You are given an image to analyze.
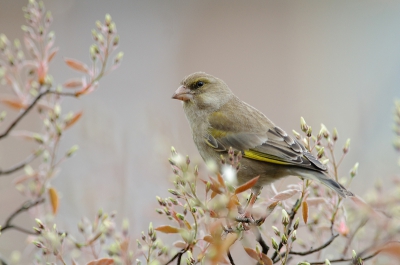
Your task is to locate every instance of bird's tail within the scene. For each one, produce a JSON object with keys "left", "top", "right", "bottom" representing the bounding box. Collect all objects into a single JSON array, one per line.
[{"left": 294, "top": 170, "right": 354, "bottom": 198}]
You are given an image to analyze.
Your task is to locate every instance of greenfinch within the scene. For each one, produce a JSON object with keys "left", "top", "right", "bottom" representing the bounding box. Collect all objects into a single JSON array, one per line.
[{"left": 172, "top": 72, "right": 353, "bottom": 198}]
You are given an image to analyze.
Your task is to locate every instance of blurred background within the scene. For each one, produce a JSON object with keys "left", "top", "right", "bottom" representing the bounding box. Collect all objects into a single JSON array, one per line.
[{"left": 0, "top": 0, "right": 399, "bottom": 262}]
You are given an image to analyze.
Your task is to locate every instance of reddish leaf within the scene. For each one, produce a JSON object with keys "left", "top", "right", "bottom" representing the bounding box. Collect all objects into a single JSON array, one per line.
[
  {"left": 155, "top": 225, "right": 179, "bottom": 234},
  {"left": 48, "top": 187, "right": 59, "bottom": 215},
  {"left": 270, "top": 189, "right": 300, "bottom": 201},
  {"left": 210, "top": 191, "right": 217, "bottom": 199},
  {"left": 208, "top": 176, "right": 223, "bottom": 194},
  {"left": 86, "top": 258, "right": 114, "bottom": 265},
  {"left": 217, "top": 173, "right": 225, "bottom": 187},
  {"left": 221, "top": 233, "right": 238, "bottom": 252},
  {"left": 47, "top": 48, "right": 59, "bottom": 63},
  {"left": 234, "top": 176, "right": 260, "bottom": 194},
  {"left": 184, "top": 220, "right": 192, "bottom": 230},
  {"left": 377, "top": 241, "right": 400, "bottom": 260},
  {"left": 244, "top": 247, "right": 259, "bottom": 261},
  {"left": 302, "top": 201, "right": 308, "bottom": 224},
  {"left": 64, "top": 58, "right": 89, "bottom": 73},
  {"left": 64, "top": 111, "right": 83, "bottom": 129},
  {"left": 203, "top": 235, "right": 214, "bottom": 244},
  {"left": 63, "top": 78, "right": 83, "bottom": 88},
  {"left": 0, "top": 98, "right": 27, "bottom": 110},
  {"left": 261, "top": 253, "right": 273, "bottom": 265}
]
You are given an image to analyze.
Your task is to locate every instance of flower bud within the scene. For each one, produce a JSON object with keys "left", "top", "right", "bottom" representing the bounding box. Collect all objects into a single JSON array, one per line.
[
  {"left": 281, "top": 209, "right": 289, "bottom": 226},
  {"left": 332, "top": 128, "right": 338, "bottom": 141},
  {"left": 325, "top": 259, "right": 331, "bottom": 265},
  {"left": 306, "top": 126, "right": 312, "bottom": 137},
  {"left": 281, "top": 234, "right": 288, "bottom": 245},
  {"left": 293, "top": 217, "right": 299, "bottom": 230},
  {"left": 292, "top": 130, "right": 301, "bottom": 140},
  {"left": 317, "top": 146, "right": 325, "bottom": 159},
  {"left": 271, "top": 237, "right": 279, "bottom": 249},
  {"left": 291, "top": 230, "right": 297, "bottom": 241},
  {"left": 300, "top": 117, "right": 308, "bottom": 132},
  {"left": 148, "top": 222, "right": 154, "bottom": 236},
  {"left": 350, "top": 162, "right": 359, "bottom": 178},
  {"left": 343, "top": 138, "right": 351, "bottom": 154},
  {"left": 272, "top": 226, "right": 280, "bottom": 236}
]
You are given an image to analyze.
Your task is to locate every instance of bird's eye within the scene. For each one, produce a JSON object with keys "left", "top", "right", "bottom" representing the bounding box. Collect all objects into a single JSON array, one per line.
[{"left": 196, "top": 81, "right": 204, "bottom": 88}]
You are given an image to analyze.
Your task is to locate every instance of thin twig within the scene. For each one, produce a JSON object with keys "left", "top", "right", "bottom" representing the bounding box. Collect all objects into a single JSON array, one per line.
[
  {"left": 308, "top": 250, "right": 380, "bottom": 264},
  {"left": 341, "top": 218, "right": 368, "bottom": 256},
  {"left": 0, "top": 88, "right": 50, "bottom": 140},
  {"left": 256, "top": 231, "right": 269, "bottom": 255},
  {"left": 289, "top": 234, "right": 338, "bottom": 256},
  {"left": 0, "top": 198, "right": 45, "bottom": 234},
  {"left": 227, "top": 250, "right": 235, "bottom": 265},
  {"left": 0, "top": 150, "right": 41, "bottom": 176}
]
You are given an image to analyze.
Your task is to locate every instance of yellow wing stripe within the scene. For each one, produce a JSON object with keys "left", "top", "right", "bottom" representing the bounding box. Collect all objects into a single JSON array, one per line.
[{"left": 244, "top": 150, "right": 291, "bottom": 165}]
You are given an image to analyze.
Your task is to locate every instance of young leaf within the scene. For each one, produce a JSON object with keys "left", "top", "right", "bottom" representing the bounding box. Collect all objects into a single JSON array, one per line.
[
  {"left": 155, "top": 225, "right": 180, "bottom": 234},
  {"left": 302, "top": 201, "right": 309, "bottom": 224},
  {"left": 86, "top": 258, "right": 114, "bottom": 265},
  {"left": 173, "top": 241, "right": 187, "bottom": 249},
  {"left": 234, "top": 176, "right": 260, "bottom": 194},
  {"left": 64, "top": 58, "right": 89, "bottom": 73},
  {"left": 270, "top": 189, "right": 300, "bottom": 201},
  {"left": 48, "top": 187, "right": 59, "bottom": 214},
  {"left": 0, "top": 98, "right": 27, "bottom": 110}
]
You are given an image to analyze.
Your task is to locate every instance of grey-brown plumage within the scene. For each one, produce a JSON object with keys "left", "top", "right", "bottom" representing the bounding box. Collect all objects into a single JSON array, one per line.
[{"left": 172, "top": 72, "right": 353, "bottom": 198}]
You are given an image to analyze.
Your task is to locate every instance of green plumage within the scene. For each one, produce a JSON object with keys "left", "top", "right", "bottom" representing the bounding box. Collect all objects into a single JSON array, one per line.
[{"left": 175, "top": 72, "right": 353, "bottom": 198}]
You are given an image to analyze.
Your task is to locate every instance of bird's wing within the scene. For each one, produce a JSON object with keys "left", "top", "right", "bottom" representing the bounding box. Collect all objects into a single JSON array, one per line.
[{"left": 205, "top": 110, "right": 327, "bottom": 172}]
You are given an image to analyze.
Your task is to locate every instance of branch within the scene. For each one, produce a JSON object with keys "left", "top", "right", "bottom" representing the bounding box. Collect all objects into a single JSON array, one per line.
[
  {"left": 271, "top": 199, "right": 300, "bottom": 261},
  {"left": 308, "top": 250, "right": 380, "bottom": 264},
  {"left": 227, "top": 250, "right": 235, "bottom": 265},
  {"left": 164, "top": 248, "right": 188, "bottom": 265},
  {"left": 0, "top": 150, "right": 41, "bottom": 176},
  {"left": 0, "top": 198, "right": 45, "bottom": 234},
  {"left": 0, "top": 88, "right": 77, "bottom": 140},
  {"left": 0, "top": 89, "right": 50, "bottom": 140},
  {"left": 289, "top": 234, "right": 338, "bottom": 256}
]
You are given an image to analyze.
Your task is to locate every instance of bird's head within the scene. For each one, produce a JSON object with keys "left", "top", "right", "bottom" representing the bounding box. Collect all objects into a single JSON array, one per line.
[{"left": 172, "top": 72, "right": 233, "bottom": 110}]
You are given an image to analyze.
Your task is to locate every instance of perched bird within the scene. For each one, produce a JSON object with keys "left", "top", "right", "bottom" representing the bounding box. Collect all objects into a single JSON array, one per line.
[{"left": 172, "top": 72, "right": 353, "bottom": 198}]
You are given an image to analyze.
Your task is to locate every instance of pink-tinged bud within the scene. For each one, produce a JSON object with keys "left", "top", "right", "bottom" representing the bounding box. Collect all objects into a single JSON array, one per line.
[{"left": 338, "top": 220, "right": 349, "bottom": 236}]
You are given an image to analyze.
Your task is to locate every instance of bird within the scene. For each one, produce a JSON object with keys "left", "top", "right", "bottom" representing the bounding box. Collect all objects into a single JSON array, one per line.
[{"left": 172, "top": 72, "right": 353, "bottom": 200}]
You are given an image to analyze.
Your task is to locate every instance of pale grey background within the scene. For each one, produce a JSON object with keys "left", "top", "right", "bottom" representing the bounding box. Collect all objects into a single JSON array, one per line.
[{"left": 0, "top": 0, "right": 399, "bottom": 263}]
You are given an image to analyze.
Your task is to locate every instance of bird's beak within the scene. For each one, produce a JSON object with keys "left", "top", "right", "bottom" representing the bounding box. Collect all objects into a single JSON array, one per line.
[{"left": 172, "top": 85, "right": 193, "bottom": 101}]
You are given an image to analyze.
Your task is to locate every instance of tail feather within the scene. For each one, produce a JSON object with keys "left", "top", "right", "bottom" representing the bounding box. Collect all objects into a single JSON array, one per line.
[{"left": 295, "top": 170, "right": 354, "bottom": 198}]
